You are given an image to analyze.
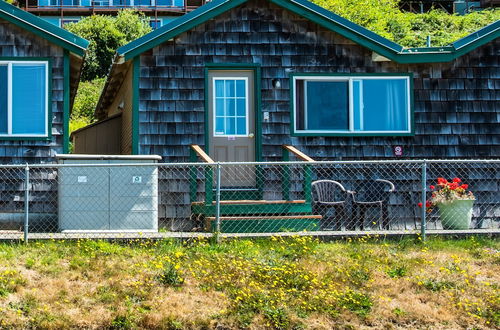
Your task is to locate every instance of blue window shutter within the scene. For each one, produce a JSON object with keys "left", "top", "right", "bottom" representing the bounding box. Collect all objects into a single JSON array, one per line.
[
  {"left": 0, "top": 66, "right": 7, "bottom": 134},
  {"left": 12, "top": 64, "right": 46, "bottom": 135}
]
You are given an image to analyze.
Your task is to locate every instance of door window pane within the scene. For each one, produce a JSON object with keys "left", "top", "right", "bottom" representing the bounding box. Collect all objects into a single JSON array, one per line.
[
  {"left": 225, "top": 99, "right": 235, "bottom": 116},
  {"left": 215, "top": 99, "right": 224, "bottom": 116},
  {"left": 225, "top": 80, "right": 235, "bottom": 97},
  {"left": 0, "top": 66, "right": 7, "bottom": 134},
  {"left": 305, "top": 81, "right": 348, "bottom": 130},
  {"left": 215, "top": 117, "right": 224, "bottom": 135},
  {"left": 12, "top": 64, "right": 46, "bottom": 135},
  {"left": 236, "top": 117, "right": 246, "bottom": 135},
  {"left": 225, "top": 118, "right": 235, "bottom": 135},
  {"left": 215, "top": 80, "right": 224, "bottom": 97},
  {"left": 213, "top": 78, "right": 247, "bottom": 136},
  {"left": 236, "top": 99, "right": 246, "bottom": 116},
  {"left": 236, "top": 80, "right": 245, "bottom": 97}
]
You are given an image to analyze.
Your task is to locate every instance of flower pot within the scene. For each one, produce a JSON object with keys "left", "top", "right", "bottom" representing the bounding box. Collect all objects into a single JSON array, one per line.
[{"left": 437, "top": 200, "right": 474, "bottom": 230}]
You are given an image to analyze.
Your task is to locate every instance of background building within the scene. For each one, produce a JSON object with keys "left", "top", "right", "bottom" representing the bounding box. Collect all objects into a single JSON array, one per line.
[{"left": 17, "top": 0, "right": 208, "bottom": 28}]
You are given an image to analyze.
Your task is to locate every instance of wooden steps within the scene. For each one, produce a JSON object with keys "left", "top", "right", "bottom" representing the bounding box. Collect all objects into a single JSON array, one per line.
[
  {"left": 205, "top": 215, "right": 321, "bottom": 233},
  {"left": 191, "top": 198, "right": 313, "bottom": 217},
  {"left": 192, "top": 199, "right": 320, "bottom": 233},
  {"left": 192, "top": 200, "right": 306, "bottom": 205},
  {"left": 206, "top": 215, "right": 322, "bottom": 221}
]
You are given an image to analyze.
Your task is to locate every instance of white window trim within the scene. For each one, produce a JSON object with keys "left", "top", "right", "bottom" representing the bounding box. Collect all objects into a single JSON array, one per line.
[
  {"left": 292, "top": 75, "right": 412, "bottom": 135},
  {"left": 0, "top": 61, "right": 49, "bottom": 138},
  {"left": 212, "top": 77, "right": 249, "bottom": 137}
]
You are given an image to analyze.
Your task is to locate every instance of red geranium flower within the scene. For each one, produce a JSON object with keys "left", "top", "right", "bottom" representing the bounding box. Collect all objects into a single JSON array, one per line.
[
  {"left": 461, "top": 184, "right": 468, "bottom": 190},
  {"left": 449, "top": 182, "right": 459, "bottom": 190},
  {"left": 425, "top": 201, "right": 431, "bottom": 208},
  {"left": 418, "top": 202, "right": 423, "bottom": 208},
  {"left": 429, "top": 185, "right": 435, "bottom": 190},
  {"left": 437, "top": 177, "right": 447, "bottom": 185},
  {"left": 452, "top": 177, "right": 461, "bottom": 183}
]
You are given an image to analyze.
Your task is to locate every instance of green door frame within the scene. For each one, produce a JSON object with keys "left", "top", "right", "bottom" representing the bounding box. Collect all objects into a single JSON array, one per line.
[{"left": 204, "top": 63, "right": 262, "bottom": 162}]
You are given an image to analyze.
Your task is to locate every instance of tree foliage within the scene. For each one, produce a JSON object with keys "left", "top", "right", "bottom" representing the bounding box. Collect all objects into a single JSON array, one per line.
[
  {"left": 65, "top": 10, "right": 151, "bottom": 81},
  {"left": 70, "top": 77, "right": 106, "bottom": 134},
  {"left": 312, "top": 0, "right": 500, "bottom": 47}
]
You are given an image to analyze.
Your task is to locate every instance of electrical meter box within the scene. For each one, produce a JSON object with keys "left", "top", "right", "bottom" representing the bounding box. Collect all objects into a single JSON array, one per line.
[{"left": 56, "top": 154, "right": 162, "bottom": 232}]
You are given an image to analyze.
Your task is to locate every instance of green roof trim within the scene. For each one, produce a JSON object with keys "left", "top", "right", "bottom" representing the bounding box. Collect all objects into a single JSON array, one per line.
[
  {"left": 0, "top": 1, "right": 89, "bottom": 56},
  {"left": 453, "top": 20, "right": 499, "bottom": 50},
  {"left": 116, "top": 0, "right": 499, "bottom": 64}
]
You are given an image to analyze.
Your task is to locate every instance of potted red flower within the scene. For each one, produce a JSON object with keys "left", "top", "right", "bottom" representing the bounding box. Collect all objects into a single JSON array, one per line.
[{"left": 419, "top": 177, "right": 475, "bottom": 230}]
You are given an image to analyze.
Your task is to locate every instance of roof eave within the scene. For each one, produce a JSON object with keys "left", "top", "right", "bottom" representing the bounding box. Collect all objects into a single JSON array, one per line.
[{"left": 0, "top": 1, "right": 89, "bottom": 56}]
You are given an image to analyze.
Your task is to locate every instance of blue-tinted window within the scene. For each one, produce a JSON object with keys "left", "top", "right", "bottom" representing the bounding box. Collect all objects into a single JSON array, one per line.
[
  {"left": 12, "top": 65, "right": 46, "bottom": 135},
  {"left": 149, "top": 20, "right": 162, "bottom": 29},
  {"left": 294, "top": 76, "right": 411, "bottom": 134},
  {"left": 306, "top": 81, "right": 348, "bottom": 130},
  {"left": 134, "top": 0, "right": 150, "bottom": 6},
  {"left": 0, "top": 62, "right": 48, "bottom": 137},
  {"left": 361, "top": 79, "right": 409, "bottom": 131},
  {"left": 0, "top": 66, "right": 7, "bottom": 134}
]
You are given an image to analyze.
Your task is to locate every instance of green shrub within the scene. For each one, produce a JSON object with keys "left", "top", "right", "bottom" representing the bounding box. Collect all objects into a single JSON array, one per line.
[{"left": 157, "top": 263, "right": 184, "bottom": 287}]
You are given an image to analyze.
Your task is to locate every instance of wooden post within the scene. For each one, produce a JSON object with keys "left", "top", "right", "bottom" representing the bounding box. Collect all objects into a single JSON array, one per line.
[
  {"left": 189, "top": 147, "right": 197, "bottom": 203},
  {"left": 282, "top": 147, "right": 291, "bottom": 201},
  {"left": 205, "top": 166, "right": 214, "bottom": 206},
  {"left": 304, "top": 164, "right": 312, "bottom": 204}
]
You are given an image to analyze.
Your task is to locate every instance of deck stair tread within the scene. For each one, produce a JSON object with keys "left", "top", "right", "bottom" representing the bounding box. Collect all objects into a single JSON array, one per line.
[
  {"left": 206, "top": 215, "right": 322, "bottom": 221},
  {"left": 192, "top": 199, "right": 306, "bottom": 206}
]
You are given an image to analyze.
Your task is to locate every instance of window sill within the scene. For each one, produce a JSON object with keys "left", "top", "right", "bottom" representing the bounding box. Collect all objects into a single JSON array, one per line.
[
  {"left": 0, "top": 136, "right": 51, "bottom": 141},
  {"left": 291, "top": 131, "right": 415, "bottom": 137}
]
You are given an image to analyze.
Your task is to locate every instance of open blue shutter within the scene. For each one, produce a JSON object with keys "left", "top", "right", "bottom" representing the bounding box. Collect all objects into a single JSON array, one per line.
[
  {"left": 12, "top": 64, "right": 47, "bottom": 135},
  {"left": 0, "top": 66, "right": 7, "bottom": 134}
]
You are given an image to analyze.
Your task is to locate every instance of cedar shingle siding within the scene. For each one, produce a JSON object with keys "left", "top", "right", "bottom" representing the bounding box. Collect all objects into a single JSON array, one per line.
[
  {"left": 137, "top": 0, "right": 499, "bottom": 162},
  {"left": 0, "top": 19, "right": 64, "bottom": 164}
]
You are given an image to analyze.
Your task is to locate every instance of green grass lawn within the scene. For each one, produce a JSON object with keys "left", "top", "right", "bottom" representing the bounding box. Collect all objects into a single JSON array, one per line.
[{"left": 0, "top": 235, "right": 498, "bottom": 329}]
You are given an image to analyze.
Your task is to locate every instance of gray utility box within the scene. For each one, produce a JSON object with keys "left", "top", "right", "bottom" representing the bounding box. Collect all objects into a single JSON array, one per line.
[{"left": 56, "top": 155, "right": 162, "bottom": 232}]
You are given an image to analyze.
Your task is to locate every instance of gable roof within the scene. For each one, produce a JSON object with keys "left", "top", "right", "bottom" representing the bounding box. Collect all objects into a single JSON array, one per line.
[
  {"left": 0, "top": 1, "right": 89, "bottom": 56},
  {"left": 116, "top": 0, "right": 500, "bottom": 64}
]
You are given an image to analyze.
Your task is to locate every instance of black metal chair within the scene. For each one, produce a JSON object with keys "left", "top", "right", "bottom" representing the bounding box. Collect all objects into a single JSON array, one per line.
[
  {"left": 311, "top": 180, "right": 350, "bottom": 230},
  {"left": 350, "top": 179, "right": 395, "bottom": 230}
]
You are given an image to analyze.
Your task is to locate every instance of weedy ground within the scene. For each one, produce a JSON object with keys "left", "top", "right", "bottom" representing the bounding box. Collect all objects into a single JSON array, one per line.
[{"left": 0, "top": 235, "right": 498, "bottom": 329}]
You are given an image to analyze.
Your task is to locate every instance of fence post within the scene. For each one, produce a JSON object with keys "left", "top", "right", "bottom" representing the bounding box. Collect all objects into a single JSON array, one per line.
[
  {"left": 24, "top": 164, "right": 30, "bottom": 244},
  {"left": 215, "top": 162, "right": 222, "bottom": 242},
  {"left": 420, "top": 160, "right": 427, "bottom": 241}
]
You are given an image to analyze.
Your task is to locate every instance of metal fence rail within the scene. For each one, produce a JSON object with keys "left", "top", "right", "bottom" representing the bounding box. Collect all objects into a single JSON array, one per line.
[{"left": 0, "top": 160, "right": 498, "bottom": 241}]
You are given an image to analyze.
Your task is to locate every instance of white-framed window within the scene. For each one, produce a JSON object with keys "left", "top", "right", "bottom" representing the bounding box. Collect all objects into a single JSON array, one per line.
[
  {"left": 292, "top": 75, "right": 412, "bottom": 135},
  {"left": 60, "top": 19, "right": 80, "bottom": 27},
  {"left": 0, "top": 61, "right": 49, "bottom": 138},
  {"left": 149, "top": 19, "right": 162, "bottom": 29},
  {"left": 213, "top": 77, "right": 249, "bottom": 136}
]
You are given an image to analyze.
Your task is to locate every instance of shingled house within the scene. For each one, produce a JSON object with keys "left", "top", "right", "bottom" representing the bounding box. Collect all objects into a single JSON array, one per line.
[
  {"left": 75, "top": 0, "right": 499, "bottom": 161},
  {"left": 0, "top": 1, "right": 88, "bottom": 164},
  {"left": 72, "top": 0, "right": 499, "bottom": 231}
]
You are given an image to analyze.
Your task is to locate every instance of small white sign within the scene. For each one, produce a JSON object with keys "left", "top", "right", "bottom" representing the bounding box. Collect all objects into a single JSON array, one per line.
[
  {"left": 13, "top": 195, "right": 20, "bottom": 202},
  {"left": 132, "top": 176, "right": 142, "bottom": 184},
  {"left": 77, "top": 176, "right": 87, "bottom": 183}
]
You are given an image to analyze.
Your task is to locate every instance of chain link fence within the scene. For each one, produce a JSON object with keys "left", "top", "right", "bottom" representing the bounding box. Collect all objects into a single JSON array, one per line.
[{"left": 0, "top": 160, "right": 498, "bottom": 241}]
